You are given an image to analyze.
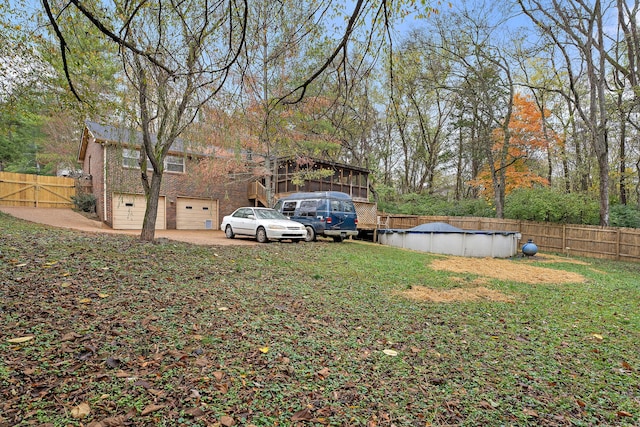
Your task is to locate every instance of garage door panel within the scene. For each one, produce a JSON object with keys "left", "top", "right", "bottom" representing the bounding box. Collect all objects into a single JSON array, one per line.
[
  {"left": 176, "top": 198, "right": 218, "bottom": 229},
  {"left": 112, "top": 193, "right": 166, "bottom": 230}
]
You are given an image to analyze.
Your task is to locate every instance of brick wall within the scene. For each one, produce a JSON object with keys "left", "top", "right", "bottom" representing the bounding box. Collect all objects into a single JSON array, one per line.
[
  {"left": 103, "top": 145, "right": 250, "bottom": 228},
  {"left": 82, "top": 135, "right": 106, "bottom": 220}
]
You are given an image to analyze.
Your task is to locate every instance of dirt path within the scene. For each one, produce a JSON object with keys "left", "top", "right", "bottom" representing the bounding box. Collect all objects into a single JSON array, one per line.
[{"left": 0, "top": 207, "right": 257, "bottom": 246}]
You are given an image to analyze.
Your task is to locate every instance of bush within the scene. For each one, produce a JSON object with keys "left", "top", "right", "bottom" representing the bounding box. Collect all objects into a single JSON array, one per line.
[
  {"left": 72, "top": 193, "right": 96, "bottom": 213},
  {"left": 610, "top": 204, "right": 640, "bottom": 228},
  {"left": 504, "top": 188, "right": 599, "bottom": 224},
  {"left": 375, "top": 186, "right": 637, "bottom": 227},
  {"left": 439, "top": 198, "right": 494, "bottom": 217},
  {"left": 375, "top": 189, "right": 493, "bottom": 217}
]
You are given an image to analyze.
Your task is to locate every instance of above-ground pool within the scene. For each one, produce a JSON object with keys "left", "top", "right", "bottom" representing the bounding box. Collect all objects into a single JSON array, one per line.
[{"left": 378, "top": 222, "right": 522, "bottom": 258}]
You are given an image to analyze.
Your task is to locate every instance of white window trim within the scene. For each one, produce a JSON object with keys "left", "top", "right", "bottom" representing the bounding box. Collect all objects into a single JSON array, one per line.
[
  {"left": 122, "top": 149, "right": 185, "bottom": 174},
  {"left": 165, "top": 155, "right": 185, "bottom": 173}
]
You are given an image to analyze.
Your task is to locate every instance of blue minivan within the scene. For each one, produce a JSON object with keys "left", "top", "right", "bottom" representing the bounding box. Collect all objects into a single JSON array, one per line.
[{"left": 273, "top": 191, "right": 358, "bottom": 242}]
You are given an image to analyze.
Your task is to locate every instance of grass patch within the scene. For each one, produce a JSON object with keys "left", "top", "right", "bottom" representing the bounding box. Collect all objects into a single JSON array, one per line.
[{"left": 1, "top": 212, "right": 639, "bottom": 426}]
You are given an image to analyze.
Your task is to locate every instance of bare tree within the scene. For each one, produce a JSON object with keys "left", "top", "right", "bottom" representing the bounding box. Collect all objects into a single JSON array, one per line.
[
  {"left": 430, "top": 5, "right": 518, "bottom": 218},
  {"left": 387, "top": 30, "right": 454, "bottom": 194},
  {"left": 519, "top": 0, "right": 614, "bottom": 226},
  {"left": 42, "top": 0, "right": 405, "bottom": 241},
  {"left": 42, "top": 0, "right": 248, "bottom": 240}
]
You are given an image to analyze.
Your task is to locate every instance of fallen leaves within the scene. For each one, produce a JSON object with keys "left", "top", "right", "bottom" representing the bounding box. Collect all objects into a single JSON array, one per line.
[
  {"left": 291, "top": 407, "right": 313, "bottom": 421},
  {"left": 7, "top": 336, "right": 34, "bottom": 343},
  {"left": 60, "top": 332, "right": 82, "bottom": 342},
  {"left": 1, "top": 215, "right": 638, "bottom": 427},
  {"left": 316, "top": 367, "right": 330, "bottom": 379},
  {"left": 140, "top": 404, "right": 165, "bottom": 416},
  {"left": 105, "top": 357, "right": 121, "bottom": 369},
  {"left": 219, "top": 415, "right": 235, "bottom": 426},
  {"left": 71, "top": 402, "right": 91, "bottom": 419}
]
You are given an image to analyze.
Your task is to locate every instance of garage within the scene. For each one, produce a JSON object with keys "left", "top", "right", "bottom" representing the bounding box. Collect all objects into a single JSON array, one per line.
[
  {"left": 112, "top": 193, "right": 166, "bottom": 230},
  {"left": 176, "top": 197, "right": 218, "bottom": 230}
]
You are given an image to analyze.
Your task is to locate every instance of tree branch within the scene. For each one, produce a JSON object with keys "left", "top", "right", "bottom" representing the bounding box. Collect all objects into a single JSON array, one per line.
[
  {"left": 41, "top": 0, "right": 83, "bottom": 102},
  {"left": 68, "top": 0, "right": 175, "bottom": 74},
  {"left": 276, "top": 0, "right": 365, "bottom": 106}
]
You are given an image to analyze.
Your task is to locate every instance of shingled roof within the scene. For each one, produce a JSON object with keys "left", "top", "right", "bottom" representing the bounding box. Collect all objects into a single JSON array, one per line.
[{"left": 78, "top": 121, "right": 201, "bottom": 162}]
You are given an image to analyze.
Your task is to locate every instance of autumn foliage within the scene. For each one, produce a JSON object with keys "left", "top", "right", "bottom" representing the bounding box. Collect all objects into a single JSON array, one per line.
[
  {"left": 187, "top": 96, "right": 342, "bottom": 192},
  {"left": 471, "top": 93, "right": 554, "bottom": 199}
]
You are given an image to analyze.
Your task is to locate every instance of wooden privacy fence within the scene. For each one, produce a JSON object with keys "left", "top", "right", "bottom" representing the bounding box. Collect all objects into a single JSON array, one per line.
[
  {"left": 378, "top": 214, "right": 640, "bottom": 263},
  {"left": 0, "top": 171, "right": 76, "bottom": 209}
]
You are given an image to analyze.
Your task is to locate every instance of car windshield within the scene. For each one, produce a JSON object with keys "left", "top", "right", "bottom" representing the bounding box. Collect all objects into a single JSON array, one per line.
[{"left": 255, "top": 209, "right": 288, "bottom": 220}]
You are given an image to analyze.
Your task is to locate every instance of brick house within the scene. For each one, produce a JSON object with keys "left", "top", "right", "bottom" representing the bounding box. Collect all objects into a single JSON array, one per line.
[
  {"left": 78, "top": 121, "right": 250, "bottom": 230},
  {"left": 78, "top": 121, "right": 376, "bottom": 231}
]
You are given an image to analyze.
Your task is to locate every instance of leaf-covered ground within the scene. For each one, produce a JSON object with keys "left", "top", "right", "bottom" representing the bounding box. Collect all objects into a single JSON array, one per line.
[{"left": 1, "top": 212, "right": 639, "bottom": 426}]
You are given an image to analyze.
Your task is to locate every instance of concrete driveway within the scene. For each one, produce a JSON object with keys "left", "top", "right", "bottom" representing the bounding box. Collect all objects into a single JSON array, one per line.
[{"left": 0, "top": 207, "right": 257, "bottom": 246}]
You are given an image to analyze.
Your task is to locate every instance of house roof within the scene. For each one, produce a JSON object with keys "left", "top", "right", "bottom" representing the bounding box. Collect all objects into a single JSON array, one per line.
[
  {"left": 78, "top": 121, "right": 200, "bottom": 162},
  {"left": 77, "top": 122, "right": 370, "bottom": 177},
  {"left": 275, "top": 156, "right": 370, "bottom": 174}
]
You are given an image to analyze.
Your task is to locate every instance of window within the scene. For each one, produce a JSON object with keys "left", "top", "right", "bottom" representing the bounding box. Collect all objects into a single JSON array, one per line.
[
  {"left": 234, "top": 208, "right": 252, "bottom": 218},
  {"left": 282, "top": 201, "right": 297, "bottom": 217},
  {"left": 166, "top": 155, "right": 185, "bottom": 173},
  {"left": 122, "top": 149, "right": 139, "bottom": 169},
  {"left": 122, "top": 149, "right": 185, "bottom": 174},
  {"left": 299, "top": 200, "right": 318, "bottom": 217}
]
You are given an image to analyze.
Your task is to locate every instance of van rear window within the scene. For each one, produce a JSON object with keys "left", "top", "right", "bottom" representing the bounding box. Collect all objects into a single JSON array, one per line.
[
  {"left": 344, "top": 202, "right": 356, "bottom": 213},
  {"left": 330, "top": 200, "right": 356, "bottom": 212}
]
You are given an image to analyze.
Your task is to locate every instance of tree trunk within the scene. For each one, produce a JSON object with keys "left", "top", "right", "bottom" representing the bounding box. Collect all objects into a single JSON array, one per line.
[
  {"left": 619, "top": 108, "right": 627, "bottom": 205},
  {"left": 597, "top": 143, "right": 609, "bottom": 225},
  {"left": 636, "top": 157, "right": 640, "bottom": 209},
  {"left": 455, "top": 124, "right": 463, "bottom": 201},
  {"left": 140, "top": 171, "right": 162, "bottom": 242}
]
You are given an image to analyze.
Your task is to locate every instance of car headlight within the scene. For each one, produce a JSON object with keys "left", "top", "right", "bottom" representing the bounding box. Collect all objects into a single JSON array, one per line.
[{"left": 267, "top": 224, "right": 286, "bottom": 230}]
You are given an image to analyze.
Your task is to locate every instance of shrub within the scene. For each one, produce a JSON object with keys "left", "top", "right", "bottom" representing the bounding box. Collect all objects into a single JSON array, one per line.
[
  {"left": 610, "top": 204, "right": 640, "bottom": 228},
  {"left": 71, "top": 193, "right": 96, "bottom": 213},
  {"left": 504, "top": 188, "right": 599, "bottom": 224},
  {"left": 375, "top": 189, "right": 493, "bottom": 217},
  {"left": 440, "top": 198, "right": 494, "bottom": 217}
]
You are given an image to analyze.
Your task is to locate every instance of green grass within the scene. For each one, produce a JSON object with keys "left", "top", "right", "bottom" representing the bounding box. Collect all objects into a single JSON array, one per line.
[{"left": 0, "top": 211, "right": 639, "bottom": 426}]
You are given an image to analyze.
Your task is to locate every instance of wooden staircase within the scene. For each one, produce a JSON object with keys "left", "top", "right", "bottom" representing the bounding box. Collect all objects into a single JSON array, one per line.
[{"left": 247, "top": 181, "right": 269, "bottom": 207}]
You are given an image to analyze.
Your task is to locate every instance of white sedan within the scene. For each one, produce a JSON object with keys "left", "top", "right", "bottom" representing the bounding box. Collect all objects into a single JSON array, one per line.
[{"left": 221, "top": 207, "right": 307, "bottom": 243}]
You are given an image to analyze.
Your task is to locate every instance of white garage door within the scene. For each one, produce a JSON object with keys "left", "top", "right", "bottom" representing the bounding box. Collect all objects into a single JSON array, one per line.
[
  {"left": 176, "top": 197, "right": 218, "bottom": 230},
  {"left": 112, "top": 193, "right": 166, "bottom": 230}
]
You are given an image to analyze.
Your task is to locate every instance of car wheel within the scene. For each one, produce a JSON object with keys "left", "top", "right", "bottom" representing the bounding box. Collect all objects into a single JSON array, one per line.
[
  {"left": 333, "top": 235, "right": 344, "bottom": 243},
  {"left": 225, "top": 225, "right": 235, "bottom": 239},
  {"left": 256, "top": 227, "right": 269, "bottom": 243},
  {"left": 304, "top": 225, "right": 316, "bottom": 242}
]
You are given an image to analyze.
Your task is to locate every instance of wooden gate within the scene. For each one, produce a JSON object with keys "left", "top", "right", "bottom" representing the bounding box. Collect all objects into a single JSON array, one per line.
[{"left": 0, "top": 172, "right": 76, "bottom": 208}]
